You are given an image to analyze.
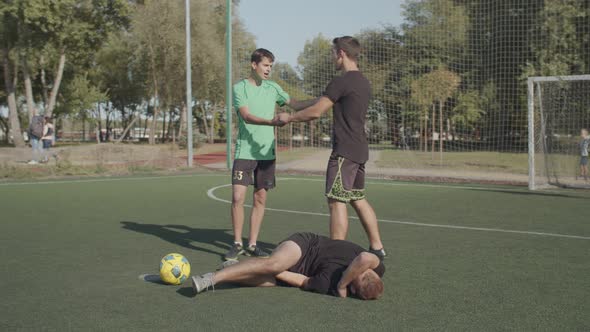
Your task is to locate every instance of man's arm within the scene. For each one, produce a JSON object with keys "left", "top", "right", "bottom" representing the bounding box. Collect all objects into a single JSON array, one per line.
[
  {"left": 336, "top": 252, "right": 381, "bottom": 298},
  {"left": 285, "top": 98, "right": 320, "bottom": 111},
  {"left": 275, "top": 271, "right": 309, "bottom": 288},
  {"left": 238, "top": 106, "right": 283, "bottom": 126},
  {"left": 279, "top": 97, "right": 334, "bottom": 123}
]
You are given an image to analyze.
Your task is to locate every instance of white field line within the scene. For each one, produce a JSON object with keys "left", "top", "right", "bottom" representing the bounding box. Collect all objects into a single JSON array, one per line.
[{"left": 207, "top": 182, "right": 590, "bottom": 241}]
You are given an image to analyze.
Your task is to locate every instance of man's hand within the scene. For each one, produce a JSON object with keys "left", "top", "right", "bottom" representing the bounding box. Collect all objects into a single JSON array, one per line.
[
  {"left": 337, "top": 285, "right": 347, "bottom": 298},
  {"left": 336, "top": 252, "right": 381, "bottom": 296},
  {"left": 271, "top": 114, "right": 287, "bottom": 127},
  {"left": 277, "top": 112, "right": 290, "bottom": 124}
]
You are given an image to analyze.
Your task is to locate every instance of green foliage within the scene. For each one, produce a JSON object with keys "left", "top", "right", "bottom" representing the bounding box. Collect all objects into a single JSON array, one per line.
[
  {"left": 2, "top": 0, "right": 589, "bottom": 150},
  {"left": 412, "top": 68, "right": 461, "bottom": 109},
  {"left": 452, "top": 90, "right": 486, "bottom": 130},
  {"left": 297, "top": 34, "right": 336, "bottom": 97},
  {"left": 402, "top": 0, "right": 468, "bottom": 68},
  {"left": 524, "top": 0, "right": 589, "bottom": 77},
  {"left": 61, "top": 74, "right": 107, "bottom": 117}
]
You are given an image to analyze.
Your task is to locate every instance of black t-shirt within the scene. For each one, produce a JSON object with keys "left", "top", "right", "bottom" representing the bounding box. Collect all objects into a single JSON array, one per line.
[
  {"left": 323, "top": 71, "right": 371, "bottom": 164},
  {"left": 289, "top": 233, "right": 385, "bottom": 296}
]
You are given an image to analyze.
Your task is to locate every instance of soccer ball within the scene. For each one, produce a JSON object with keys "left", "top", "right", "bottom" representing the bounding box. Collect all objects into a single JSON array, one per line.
[{"left": 159, "top": 253, "right": 191, "bottom": 285}]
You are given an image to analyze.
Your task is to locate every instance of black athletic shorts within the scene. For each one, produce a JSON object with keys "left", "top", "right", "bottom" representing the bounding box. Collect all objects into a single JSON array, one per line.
[
  {"left": 231, "top": 159, "right": 276, "bottom": 190},
  {"left": 281, "top": 232, "right": 319, "bottom": 276}
]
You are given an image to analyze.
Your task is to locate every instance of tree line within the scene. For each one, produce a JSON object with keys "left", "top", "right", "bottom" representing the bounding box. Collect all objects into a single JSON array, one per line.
[{"left": 1, "top": 0, "right": 588, "bottom": 153}]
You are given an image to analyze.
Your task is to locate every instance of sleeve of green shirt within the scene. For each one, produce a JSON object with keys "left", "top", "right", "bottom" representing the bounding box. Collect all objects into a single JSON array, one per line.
[
  {"left": 271, "top": 82, "right": 290, "bottom": 107},
  {"left": 233, "top": 82, "right": 247, "bottom": 111}
]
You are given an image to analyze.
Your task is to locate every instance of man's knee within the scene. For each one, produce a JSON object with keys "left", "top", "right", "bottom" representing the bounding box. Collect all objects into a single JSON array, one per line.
[
  {"left": 266, "top": 240, "right": 302, "bottom": 273},
  {"left": 328, "top": 198, "right": 346, "bottom": 209},
  {"left": 263, "top": 257, "right": 287, "bottom": 275},
  {"left": 232, "top": 189, "right": 247, "bottom": 205},
  {"left": 350, "top": 198, "right": 369, "bottom": 209},
  {"left": 253, "top": 189, "right": 267, "bottom": 206}
]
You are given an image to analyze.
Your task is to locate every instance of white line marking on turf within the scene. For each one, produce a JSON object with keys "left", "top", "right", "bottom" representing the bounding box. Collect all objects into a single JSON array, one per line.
[{"left": 207, "top": 183, "right": 590, "bottom": 240}]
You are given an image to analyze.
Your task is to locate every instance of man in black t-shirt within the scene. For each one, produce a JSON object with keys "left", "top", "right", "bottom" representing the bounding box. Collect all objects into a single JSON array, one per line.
[
  {"left": 191, "top": 232, "right": 385, "bottom": 300},
  {"left": 277, "top": 36, "right": 386, "bottom": 259}
]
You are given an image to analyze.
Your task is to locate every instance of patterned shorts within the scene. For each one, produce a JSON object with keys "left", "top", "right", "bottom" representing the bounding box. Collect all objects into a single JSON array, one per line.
[{"left": 325, "top": 153, "right": 366, "bottom": 203}]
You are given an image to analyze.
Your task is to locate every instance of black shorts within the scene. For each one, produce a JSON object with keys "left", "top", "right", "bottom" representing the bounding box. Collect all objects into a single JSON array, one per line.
[
  {"left": 232, "top": 159, "right": 276, "bottom": 190},
  {"left": 325, "top": 153, "right": 366, "bottom": 202},
  {"left": 581, "top": 156, "right": 588, "bottom": 166},
  {"left": 281, "top": 232, "right": 319, "bottom": 275}
]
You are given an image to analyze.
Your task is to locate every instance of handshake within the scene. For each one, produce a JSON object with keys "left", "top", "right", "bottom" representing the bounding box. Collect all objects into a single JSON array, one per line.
[{"left": 271, "top": 112, "right": 291, "bottom": 127}]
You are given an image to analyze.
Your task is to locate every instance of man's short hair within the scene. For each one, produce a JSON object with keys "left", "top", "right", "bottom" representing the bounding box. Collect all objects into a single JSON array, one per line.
[
  {"left": 332, "top": 36, "right": 361, "bottom": 62},
  {"left": 251, "top": 48, "right": 275, "bottom": 64},
  {"left": 356, "top": 271, "right": 384, "bottom": 300}
]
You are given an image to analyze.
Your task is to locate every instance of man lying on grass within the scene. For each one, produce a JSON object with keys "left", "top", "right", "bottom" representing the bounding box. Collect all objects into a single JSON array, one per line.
[{"left": 191, "top": 232, "right": 385, "bottom": 300}]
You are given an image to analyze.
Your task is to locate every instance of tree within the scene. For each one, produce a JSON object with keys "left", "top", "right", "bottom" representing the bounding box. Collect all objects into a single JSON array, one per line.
[
  {"left": 523, "top": 0, "right": 589, "bottom": 77},
  {"left": 297, "top": 35, "right": 336, "bottom": 97},
  {"left": 411, "top": 68, "right": 460, "bottom": 160},
  {"left": 16, "top": 0, "right": 130, "bottom": 117},
  {"left": 61, "top": 74, "right": 108, "bottom": 141},
  {"left": 130, "top": 0, "right": 254, "bottom": 145},
  {"left": 358, "top": 27, "right": 406, "bottom": 146},
  {"left": 452, "top": 90, "right": 486, "bottom": 141},
  {"left": 1, "top": 1, "right": 25, "bottom": 146},
  {"left": 94, "top": 31, "right": 146, "bottom": 141}
]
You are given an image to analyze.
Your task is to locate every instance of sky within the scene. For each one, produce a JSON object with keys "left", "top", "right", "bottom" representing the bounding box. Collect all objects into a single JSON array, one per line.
[{"left": 238, "top": 0, "right": 405, "bottom": 69}]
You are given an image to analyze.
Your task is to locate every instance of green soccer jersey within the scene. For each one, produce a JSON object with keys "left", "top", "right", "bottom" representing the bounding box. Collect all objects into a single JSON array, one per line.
[{"left": 233, "top": 79, "right": 289, "bottom": 160}]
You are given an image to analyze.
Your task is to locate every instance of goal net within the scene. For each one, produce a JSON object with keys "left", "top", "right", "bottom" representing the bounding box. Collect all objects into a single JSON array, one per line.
[
  {"left": 229, "top": 1, "right": 589, "bottom": 186},
  {"left": 528, "top": 75, "right": 590, "bottom": 189}
]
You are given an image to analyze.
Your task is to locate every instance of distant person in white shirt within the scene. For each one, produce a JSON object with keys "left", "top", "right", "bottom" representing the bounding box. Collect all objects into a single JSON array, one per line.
[{"left": 579, "top": 128, "right": 589, "bottom": 181}]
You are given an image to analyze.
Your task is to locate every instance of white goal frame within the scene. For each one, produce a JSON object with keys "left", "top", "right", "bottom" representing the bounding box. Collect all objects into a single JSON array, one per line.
[{"left": 528, "top": 74, "right": 590, "bottom": 190}]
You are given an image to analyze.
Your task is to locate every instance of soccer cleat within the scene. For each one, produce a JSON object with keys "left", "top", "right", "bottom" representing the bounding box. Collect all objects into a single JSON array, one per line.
[
  {"left": 368, "top": 247, "right": 387, "bottom": 261},
  {"left": 224, "top": 243, "right": 244, "bottom": 261},
  {"left": 191, "top": 273, "right": 215, "bottom": 294},
  {"left": 244, "top": 245, "right": 269, "bottom": 258}
]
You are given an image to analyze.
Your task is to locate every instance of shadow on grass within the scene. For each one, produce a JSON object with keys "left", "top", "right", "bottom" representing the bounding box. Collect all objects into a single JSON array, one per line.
[
  {"left": 176, "top": 283, "right": 243, "bottom": 298},
  {"left": 120, "top": 221, "right": 276, "bottom": 261}
]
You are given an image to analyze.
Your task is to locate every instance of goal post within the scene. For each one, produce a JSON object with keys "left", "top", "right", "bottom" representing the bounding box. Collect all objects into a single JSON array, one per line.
[{"left": 528, "top": 75, "right": 590, "bottom": 190}]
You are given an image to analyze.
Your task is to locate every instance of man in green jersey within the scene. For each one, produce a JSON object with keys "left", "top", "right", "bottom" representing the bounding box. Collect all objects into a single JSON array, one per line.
[{"left": 226, "top": 48, "right": 316, "bottom": 261}]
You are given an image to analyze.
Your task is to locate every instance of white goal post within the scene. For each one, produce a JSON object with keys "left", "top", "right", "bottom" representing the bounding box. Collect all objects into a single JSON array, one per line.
[{"left": 528, "top": 75, "right": 590, "bottom": 190}]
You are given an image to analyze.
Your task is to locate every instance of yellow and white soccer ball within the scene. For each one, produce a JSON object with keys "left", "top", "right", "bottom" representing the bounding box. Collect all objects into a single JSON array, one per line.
[{"left": 159, "top": 253, "right": 191, "bottom": 285}]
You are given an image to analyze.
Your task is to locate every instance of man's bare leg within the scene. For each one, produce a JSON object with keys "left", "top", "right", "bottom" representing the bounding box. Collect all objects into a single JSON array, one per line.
[
  {"left": 329, "top": 199, "right": 349, "bottom": 240},
  {"left": 212, "top": 241, "right": 301, "bottom": 285},
  {"left": 231, "top": 185, "right": 248, "bottom": 244},
  {"left": 350, "top": 199, "right": 384, "bottom": 251},
  {"left": 248, "top": 188, "right": 267, "bottom": 246}
]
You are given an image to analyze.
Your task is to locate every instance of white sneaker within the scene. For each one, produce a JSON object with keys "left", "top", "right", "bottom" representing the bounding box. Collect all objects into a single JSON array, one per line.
[{"left": 191, "top": 273, "right": 215, "bottom": 294}]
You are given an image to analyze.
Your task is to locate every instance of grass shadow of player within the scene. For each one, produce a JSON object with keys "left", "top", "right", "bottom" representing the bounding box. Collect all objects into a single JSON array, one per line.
[
  {"left": 176, "top": 283, "right": 243, "bottom": 298},
  {"left": 121, "top": 221, "right": 276, "bottom": 260}
]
